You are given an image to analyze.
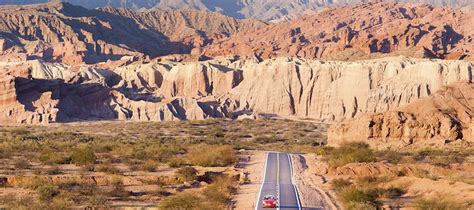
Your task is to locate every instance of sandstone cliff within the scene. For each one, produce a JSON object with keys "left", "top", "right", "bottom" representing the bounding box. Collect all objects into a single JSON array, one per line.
[
  {"left": 328, "top": 82, "right": 474, "bottom": 147},
  {"left": 1, "top": 56, "right": 472, "bottom": 127}
]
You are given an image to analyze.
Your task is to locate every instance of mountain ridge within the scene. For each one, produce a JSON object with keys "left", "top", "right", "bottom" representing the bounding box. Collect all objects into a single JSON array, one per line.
[{"left": 1, "top": 0, "right": 472, "bottom": 21}]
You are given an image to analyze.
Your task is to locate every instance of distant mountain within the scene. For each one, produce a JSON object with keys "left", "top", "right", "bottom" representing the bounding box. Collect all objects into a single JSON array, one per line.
[
  {"left": 202, "top": 1, "right": 474, "bottom": 61},
  {"left": 1, "top": 0, "right": 472, "bottom": 21},
  {"left": 0, "top": 2, "right": 265, "bottom": 64}
]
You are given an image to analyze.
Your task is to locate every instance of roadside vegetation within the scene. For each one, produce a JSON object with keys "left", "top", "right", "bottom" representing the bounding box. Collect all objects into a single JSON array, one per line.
[
  {"left": 320, "top": 142, "right": 474, "bottom": 209},
  {"left": 0, "top": 119, "right": 327, "bottom": 208}
]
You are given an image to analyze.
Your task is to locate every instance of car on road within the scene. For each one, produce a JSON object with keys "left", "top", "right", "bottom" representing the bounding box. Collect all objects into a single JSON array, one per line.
[{"left": 262, "top": 195, "right": 277, "bottom": 208}]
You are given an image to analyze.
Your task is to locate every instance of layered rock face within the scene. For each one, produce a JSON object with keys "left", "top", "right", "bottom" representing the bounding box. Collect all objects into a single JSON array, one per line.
[
  {"left": 1, "top": 56, "right": 472, "bottom": 127},
  {"left": 203, "top": 1, "right": 474, "bottom": 61},
  {"left": 328, "top": 82, "right": 474, "bottom": 147},
  {"left": 0, "top": 2, "right": 264, "bottom": 65}
]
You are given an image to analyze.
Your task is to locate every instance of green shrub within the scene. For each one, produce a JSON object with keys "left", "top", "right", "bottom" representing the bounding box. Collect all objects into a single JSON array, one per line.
[
  {"left": 203, "top": 176, "right": 235, "bottom": 206},
  {"left": 97, "top": 164, "right": 122, "bottom": 175},
  {"left": 327, "top": 142, "right": 376, "bottom": 167},
  {"left": 108, "top": 177, "right": 129, "bottom": 198},
  {"left": 159, "top": 193, "right": 204, "bottom": 209},
  {"left": 141, "top": 160, "right": 158, "bottom": 172},
  {"left": 168, "top": 157, "right": 187, "bottom": 168},
  {"left": 176, "top": 166, "right": 198, "bottom": 182},
  {"left": 412, "top": 196, "right": 465, "bottom": 210},
  {"left": 37, "top": 185, "right": 60, "bottom": 201},
  {"left": 188, "top": 145, "right": 237, "bottom": 167},
  {"left": 70, "top": 147, "right": 97, "bottom": 166},
  {"left": 339, "top": 187, "right": 378, "bottom": 208},
  {"left": 330, "top": 178, "right": 352, "bottom": 192},
  {"left": 39, "top": 151, "right": 71, "bottom": 165},
  {"left": 14, "top": 159, "right": 31, "bottom": 169}
]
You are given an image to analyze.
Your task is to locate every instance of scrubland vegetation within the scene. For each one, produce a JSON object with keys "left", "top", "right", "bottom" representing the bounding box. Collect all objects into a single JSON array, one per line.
[
  {"left": 319, "top": 142, "right": 474, "bottom": 209},
  {"left": 0, "top": 119, "right": 327, "bottom": 208}
]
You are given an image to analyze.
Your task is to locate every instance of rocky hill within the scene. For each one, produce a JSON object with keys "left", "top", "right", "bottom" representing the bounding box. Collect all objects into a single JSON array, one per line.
[
  {"left": 202, "top": 1, "right": 474, "bottom": 61},
  {"left": 0, "top": 2, "right": 265, "bottom": 64},
  {"left": 1, "top": 0, "right": 473, "bottom": 21},
  {"left": 329, "top": 82, "right": 474, "bottom": 147}
]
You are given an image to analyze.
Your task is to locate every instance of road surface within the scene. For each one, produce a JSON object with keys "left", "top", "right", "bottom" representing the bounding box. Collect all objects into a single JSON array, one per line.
[{"left": 255, "top": 152, "right": 302, "bottom": 210}]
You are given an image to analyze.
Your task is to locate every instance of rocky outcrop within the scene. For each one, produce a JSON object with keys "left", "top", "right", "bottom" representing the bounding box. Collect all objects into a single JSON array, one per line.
[
  {"left": 1, "top": 56, "right": 472, "bottom": 127},
  {"left": 0, "top": 2, "right": 264, "bottom": 65},
  {"left": 328, "top": 82, "right": 474, "bottom": 147},
  {"left": 203, "top": 1, "right": 474, "bottom": 61}
]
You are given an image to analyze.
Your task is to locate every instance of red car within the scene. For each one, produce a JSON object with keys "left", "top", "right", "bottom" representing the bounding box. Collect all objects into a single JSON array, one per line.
[{"left": 262, "top": 195, "right": 277, "bottom": 208}]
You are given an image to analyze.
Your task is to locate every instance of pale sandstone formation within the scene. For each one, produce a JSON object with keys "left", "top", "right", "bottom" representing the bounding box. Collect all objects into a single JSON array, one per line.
[
  {"left": 0, "top": 56, "right": 472, "bottom": 144},
  {"left": 328, "top": 82, "right": 474, "bottom": 147}
]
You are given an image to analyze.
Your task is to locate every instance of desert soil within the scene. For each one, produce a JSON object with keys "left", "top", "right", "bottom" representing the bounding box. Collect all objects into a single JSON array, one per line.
[
  {"left": 234, "top": 150, "right": 266, "bottom": 210},
  {"left": 291, "top": 154, "right": 341, "bottom": 210}
]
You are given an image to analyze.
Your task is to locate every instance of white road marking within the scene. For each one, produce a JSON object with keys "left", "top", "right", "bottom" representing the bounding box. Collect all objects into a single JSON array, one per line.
[
  {"left": 288, "top": 153, "right": 302, "bottom": 210},
  {"left": 255, "top": 152, "right": 269, "bottom": 210}
]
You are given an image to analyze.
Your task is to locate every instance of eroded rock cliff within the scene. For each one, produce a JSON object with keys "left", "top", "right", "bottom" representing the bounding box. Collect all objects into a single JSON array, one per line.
[
  {"left": 328, "top": 82, "right": 474, "bottom": 147},
  {"left": 1, "top": 56, "right": 472, "bottom": 128}
]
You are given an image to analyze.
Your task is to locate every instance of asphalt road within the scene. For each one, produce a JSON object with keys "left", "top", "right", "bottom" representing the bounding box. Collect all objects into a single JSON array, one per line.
[{"left": 256, "top": 152, "right": 302, "bottom": 210}]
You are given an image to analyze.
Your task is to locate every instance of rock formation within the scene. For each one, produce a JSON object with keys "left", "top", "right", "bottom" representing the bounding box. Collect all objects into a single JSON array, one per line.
[
  {"left": 328, "top": 82, "right": 474, "bottom": 147},
  {"left": 0, "top": 56, "right": 472, "bottom": 126},
  {"left": 0, "top": 2, "right": 264, "bottom": 65},
  {"left": 203, "top": 1, "right": 474, "bottom": 61}
]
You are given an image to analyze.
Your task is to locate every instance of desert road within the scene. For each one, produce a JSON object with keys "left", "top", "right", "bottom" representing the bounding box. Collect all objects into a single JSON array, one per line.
[{"left": 255, "top": 152, "right": 302, "bottom": 210}]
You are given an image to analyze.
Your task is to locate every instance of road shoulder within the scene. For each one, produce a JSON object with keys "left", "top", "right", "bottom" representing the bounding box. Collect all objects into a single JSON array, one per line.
[{"left": 290, "top": 153, "right": 341, "bottom": 210}]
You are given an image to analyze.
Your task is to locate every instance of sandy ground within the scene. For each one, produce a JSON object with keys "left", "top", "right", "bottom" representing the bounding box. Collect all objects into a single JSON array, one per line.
[
  {"left": 291, "top": 154, "right": 341, "bottom": 210},
  {"left": 233, "top": 150, "right": 266, "bottom": 210}
]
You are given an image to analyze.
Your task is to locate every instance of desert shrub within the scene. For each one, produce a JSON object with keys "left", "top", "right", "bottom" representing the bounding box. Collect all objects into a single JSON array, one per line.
[
  {"left": 70, "top": 147, "right": 97, "bottom": 166},
  {"left": 37, "top": 185, "right": 60, "bottom": 201},
  {"left": 356, "top": 176, "right": 393, "bottom": 188},
  {"left": 344, "top": 201, "right": 376, "bottom": 210},
  {"left": 141, "top": 160, "right": 158, "bottom": 172},
  {"left": 376, "top": 150, "right": 404, "bottom": 164},
  {"left": 46, "top": 166, "right": 62, "bottom": 175},
  {"left": 13, "top": 159, "right": 31, "bottom": 169},
  {"left": 203, "top": 176, "right": 236, "bottom": 206},
  {"left": 167, "top": 157, "right": 187, "bottom": 168},
  {"left": 330, "top": 178, "right": 352, "bottom": 192},
  {"left": 97, "top": 164, "right": 122, "bottom": 175},
  {"left": 379, "top": 187, "right": 405, "bottom": 199},
  {"left": 39, "top": 151, "right": 71, "bottom": 165},
  {"left": 413, "top": 168, "right": 439, "bottom": 181},
  {"left": 187, "top": 145, "right": 237, "bottom": 167},
  {"left": 159, "top": 193, "right": 204, "bottom": 209},
  {"left": 88, "top": 194, "right": 108, "bottom": 206},
  {"left": 108, "top": 177, "right": 129, "bottom": 198},
  {"left": 176, "top": 166, "right": 198, "bottom": 182},
  {"left": 339, "top": 187, "right": 378, "bottom": 208},
  {"left": 327, "top": 142, "right": 376, "bottom": 167},
  {"left": 412, "top": 196, "right": 465, "bottom": 210}
]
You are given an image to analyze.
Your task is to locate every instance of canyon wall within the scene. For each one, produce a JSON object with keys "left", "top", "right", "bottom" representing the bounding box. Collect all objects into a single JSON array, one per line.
[{"left": 1, "top": 56, "right": 472, "bottom": 125}]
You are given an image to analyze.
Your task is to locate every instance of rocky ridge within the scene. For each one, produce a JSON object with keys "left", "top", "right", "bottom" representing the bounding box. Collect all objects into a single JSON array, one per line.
[
  {"left": 0, "top": 2, "right": 264, "bottom": 64},
  {"left": 203, "top": 1, "right": 474, "bottom": 61},
  {"left": 1, "top": 0, "right": 473, "bottom": 22}
]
